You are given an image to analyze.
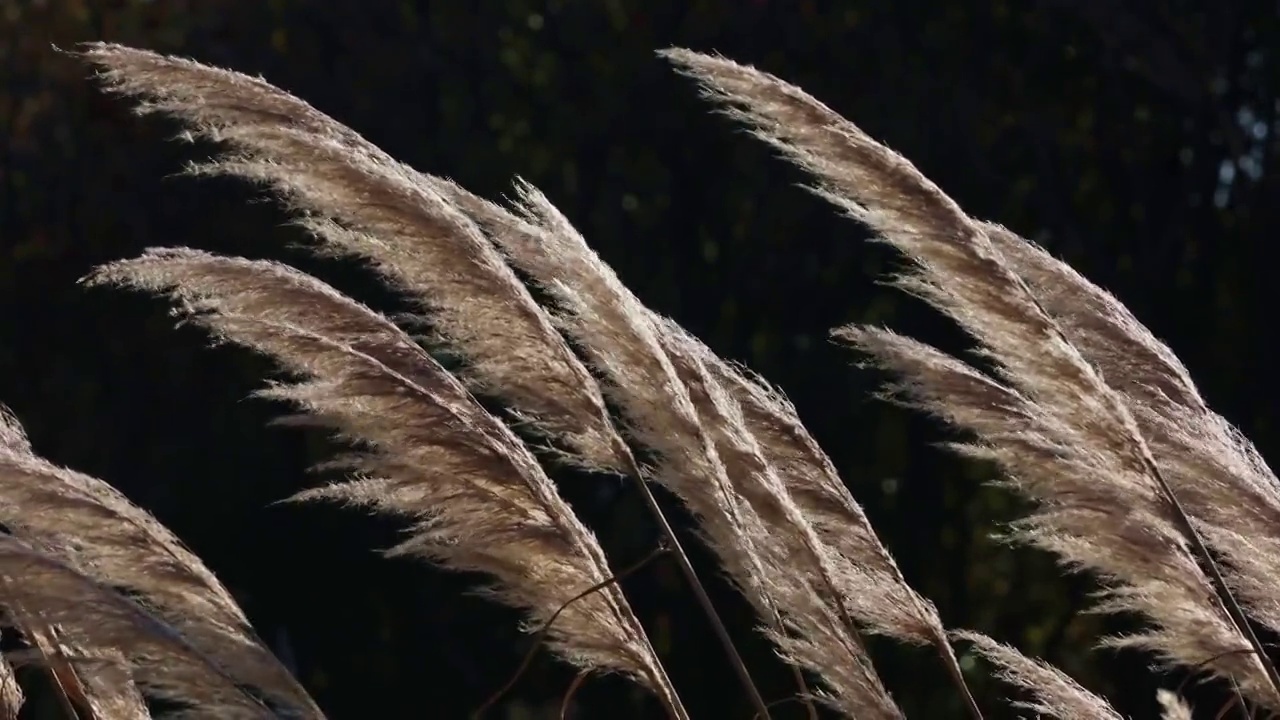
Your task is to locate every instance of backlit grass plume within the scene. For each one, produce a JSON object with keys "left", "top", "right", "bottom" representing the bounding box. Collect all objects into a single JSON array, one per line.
[
  {"left": 0, "top": 534, "right": 275, "bottom": 719},
  {"left": 79, "top": 42, "right": 763, "bottom": 716},
  {"left": 956, "top": 632, "right": 1122, "bottom": 720},
  {"left": 77, "top": 42, "right": 626, "bottom": 476},
  {"left": 0, "top": 405, "right": 319, "bottom": 719},
  {"left": 84, "top": 249, "right": 686, "bottom": 718},
  {"left": 80, "top": 41, "right": 924, "bottom": 718},
  {"left": 983, "top": 221, "right": 1280, "bottom": 639},
  {"left": 436, "top": 177, "right": 910, "bottom": 717},
  {"left": 662, "top": 47, "right": 1280, "bottom": 709},
  {"left": 24, "top": 31, "right": 1274, "bottom": 720},
  {"left": 697, "top": 331, "right": 980, "bottom": 710},
  {"left": 0, "top": 407, "right": 320, "bottom": 719}
]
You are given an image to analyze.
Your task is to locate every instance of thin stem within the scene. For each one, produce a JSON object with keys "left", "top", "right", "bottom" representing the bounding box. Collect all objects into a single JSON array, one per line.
[
  {"left": 753, "top": 696, "right": 812, "bottom": 720},
  {"left": 559, "top": 670, "right": 591, "bottom": 720},
  {"left": 805, "top": 554, "right": 890, "bottom": 714},
  {"left": 785, "top": 663, "right": 818, "bottom": 720},
  {"left": 619, "top": 451, "right": 772, "bottom": 720},
  {"left": 5, "top": 593, "right": 87, "bottom": 720},
  {"left": 1176, "top": 647, "right": 1262, "bottom": 697},
  {"left": 42, "top": 653, "right": 85, "bottom": 720},
  {"left": 934, "top": 636, "right": 984, "bottom": 720},
  {"left": 1147, "top": 450, "right": 1280, "bottom": 698},
  {"left": 881, "top": 563, "right": 983, "bottom": 718},
  {"left": 642, "top": 609, "right": 692, "bottom": 720},
  {"left": 1212, "top": 693, "right": 1242, "bottom": 720},
  {"left": 616, "top": 537, "right": 690, "bottom": 720},
  {"left": 471, "top": 542, "right": 672, "bottom": 719}
]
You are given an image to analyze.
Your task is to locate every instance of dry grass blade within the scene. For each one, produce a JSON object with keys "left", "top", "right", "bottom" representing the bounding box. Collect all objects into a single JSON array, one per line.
[
  {"left": 956, "top": 632, "right": 1122, "bottom": 720},
  {"left": 85, "top": 249, "right": 684, "bottom": 718},
  {"left": 79, "top": 41, "right": 628, "bottom": 476},
  {"left": 0, "top": 535, "right": 272, "bottom": 719},
  {"left": 661, "top": 48, "right": 1280, "bottom": 705},
  {"left": 0, "top": 407, "right": 319, "bottom": 718}
]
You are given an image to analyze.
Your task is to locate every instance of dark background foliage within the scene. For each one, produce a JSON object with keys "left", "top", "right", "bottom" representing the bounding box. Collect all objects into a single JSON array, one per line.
[{"left": 1, "top": 1, "right": 1276, "bottom": 717}]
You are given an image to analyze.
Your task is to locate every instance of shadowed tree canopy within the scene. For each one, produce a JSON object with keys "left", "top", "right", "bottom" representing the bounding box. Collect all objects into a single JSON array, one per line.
[{"left": 0, "top": 1, "right": 1277, "bottom": 717}]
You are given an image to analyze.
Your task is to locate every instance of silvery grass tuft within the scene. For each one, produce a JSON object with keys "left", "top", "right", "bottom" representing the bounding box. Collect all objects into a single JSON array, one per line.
[
  {"left": 664, "top": 47, "right": 1280, "bottom": 710},
  {"left": 0, "top": 407, "right": 319, "bottom": 719},
  {"left": 0, "top": 35, "right": 1268, "bottom": 718}
]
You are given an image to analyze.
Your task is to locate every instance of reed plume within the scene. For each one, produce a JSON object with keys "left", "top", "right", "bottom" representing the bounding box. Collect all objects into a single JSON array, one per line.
[
  {"left": 78, "top": 41, "right": 625, "bottom": 475},
  {"left": 656, "top": 319, "right": 899, "bottom": 718},
  {"left": 80, "top": 42, "right": 759, "bottom": 717},
  {"left": 660, "top": 47, "right": 1280, "bottom": 707},
  {"left": 57, "top": 32, "right": 1280, "bottom": 719},
  {"left": 0, "top": 406, "right": 319, "bottom": 718},
  {"left": 0, "top": 534, "right": 274, "bottom": 718},
  {"left": 85, "top": 249, "right": 686, "bottom": 718},
  {"left": 441, "top": 176, "right": 907, "bottom": 717},
  {"left": 82, "top": 40, "right": 901, "bottom": 717},
  {"left": 956, "top": 632, "right": 1122, "bottom": 720},
  {"left": 697, "top": 332, "right": 984, "bottom": 714},
  {"left": 984, "top": 222, "right": 1280, "bottom": 638},
  {"left": 84, "top": 41, "right": 963, "bottom": 718},
  {"left": 83, "top": 40, "right": 904, "bottom": 716}
]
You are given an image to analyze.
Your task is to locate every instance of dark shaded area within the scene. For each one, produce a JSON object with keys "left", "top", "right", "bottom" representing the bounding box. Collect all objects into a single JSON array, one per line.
[{"left": 1, "top": 0, "right": 1277, "bottom": 717}]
